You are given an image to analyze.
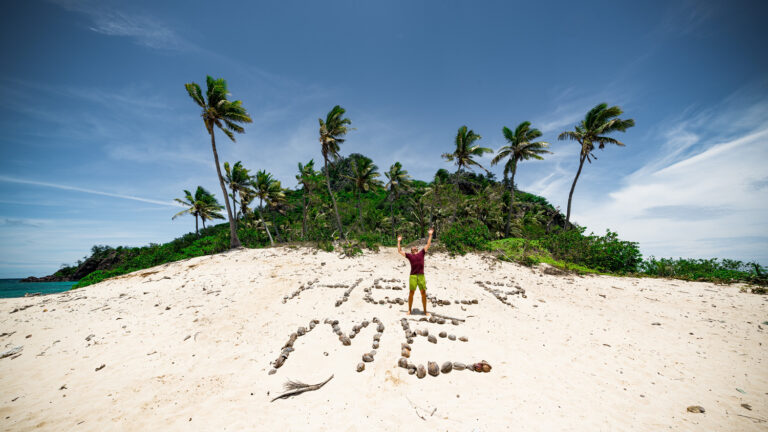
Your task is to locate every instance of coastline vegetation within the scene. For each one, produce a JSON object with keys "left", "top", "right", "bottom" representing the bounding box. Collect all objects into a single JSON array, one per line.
[{"left": 49, "top": 76, "right": 766, "bottom": 289}]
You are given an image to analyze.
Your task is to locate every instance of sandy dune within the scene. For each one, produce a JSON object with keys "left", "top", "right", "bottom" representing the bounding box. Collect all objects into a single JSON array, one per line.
[{"left": 1, "top": 247, "right": 766, "bottom": 431}]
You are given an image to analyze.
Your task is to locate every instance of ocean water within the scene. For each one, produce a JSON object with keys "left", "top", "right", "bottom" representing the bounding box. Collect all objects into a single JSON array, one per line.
[{"left": 0, "top": 279, "right": 76, "bottom": 298}]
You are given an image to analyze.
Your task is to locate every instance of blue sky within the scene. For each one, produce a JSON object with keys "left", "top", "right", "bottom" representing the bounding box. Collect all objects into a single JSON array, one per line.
[{"left": 1, "top": 0, "right": 767, "bottom": 277}]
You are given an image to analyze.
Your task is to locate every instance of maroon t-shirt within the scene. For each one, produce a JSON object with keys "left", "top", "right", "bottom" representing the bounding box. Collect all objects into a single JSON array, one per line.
[{"left": 405, "top": 249, "right": 426, "bottom": 275}]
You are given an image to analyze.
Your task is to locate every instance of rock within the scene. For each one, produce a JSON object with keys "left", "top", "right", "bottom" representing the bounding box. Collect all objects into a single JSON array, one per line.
[
  {"left": 407, "top": 338, "right": 414, "bottom": 344},
  {"left": 95, "top": 364, "right": 105, "bottom": 372},
  {"left": 420, "top": 329, "right": 429, "bottom": 337},
  {"left": 428, "top": 316, "right": 436, "bottom": 323},
  {"left": 361, "top": 320, "right": 369, "bottom": 327},
  {"left": 408, "top": 367, "right": 416, "bottom": 375},
  {"left": 297, "top": 327, "right": 307, "bottom": 336},
  {"left": 373, "top": 333, "right": 381, "bottom": 341},
  {"left": 439, "top": 331, "right": 447, "bottom": 338},
  {"left": 401, "top": 343, "right": 411, "bottom": 350},
  {"left": 268, "top": 369, "right": 276, "bottom": 375},
  {"left": 340, "top": 335, "right": 351, "bottom": 346},
  {"left": 441, "top": 361, "right": 453, "bottom": 373},
  {"left": 451, "top": 320, "right": 459, "bottom": 325},
  {"left": 372, "top": 341, "right": 379, "bottom": 349},
  {"left": 428, "top": 361, "right": 439, "bottom": 377},
  {"left": 377, "top": 323, "right": 385, "bottom": 333},
  {"left": 481, "top": 361, "right": 491, "bottom": 373},
  {"left": 398, "top": 358, "right": 408, "bottom": 368},
  {"left": 448, "top": 334, "right": 456, "bottom": 341},
  {"left": 686, "top": 405, "right": 705, "bottom": 413},
  {"left": 370, "top": 350, "right": 377, "bottom": 355},
  {"left": 428, "top": 335, "right": 437, "bottom": 344},
  {"left": 437, "top": 318, "right": 446, "bottom": 325},
  {"left": 357, "top": 362, "right": 365, "bottom": 372},
  {"left": 402, "top": 348, "right": 410, "bottom": 358},
  {"left": 309, "top": 322, "right": 316, "bottom": 330},
  {"left": 349, "top": 333, "right": 356, "bottom": 339},
  {"left": 453, "top": 362, "right": 466, "bottom": 371},
  {"left": 362, "top": 353, "right": 374, "bottom": 362},
  {"left": 416, "top": 365, "right": 426, "bottom": 379},
  {"left": 459, "top": 336, "right": 468, "bottom": 342},
  {"left": 473, "top": 363, "right": 483, "bottom": 372}
]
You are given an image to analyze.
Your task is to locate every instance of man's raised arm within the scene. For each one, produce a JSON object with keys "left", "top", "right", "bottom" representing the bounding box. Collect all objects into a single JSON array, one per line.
[
  {"left": 397, "top": 235, "right": 406, "bottom": 256},
  {"left": 424, "top": 228, "right": 434, "bottom": 252}
]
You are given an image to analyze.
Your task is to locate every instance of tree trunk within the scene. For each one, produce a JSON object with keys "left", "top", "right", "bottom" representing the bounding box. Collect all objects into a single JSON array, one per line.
[
  {"left": 195, "top": 214, "right": 199, "bottom": 235},
  {"left": 209, "top": 129, "right": 241, "bottom": 248},
  {"left": 566, "top": 153, "right": 587, "bottom": 227},
  {"left": 504, "top": 169, "right": 516, "bottom": 237},
  {"left": 202, "top": 218, "right": 206, "bottom": 229},
  {"left": 271, "top": 210, "right": 283, "bottom": 242},
  {"left": 258, "top": 198, "right": 274, "bottom": 246},
  {"left": 230, "top": 186, "right": 238, "bottom": 222},
  {"left": 324, "top": 157, "right": 345, "bottom": 239}
]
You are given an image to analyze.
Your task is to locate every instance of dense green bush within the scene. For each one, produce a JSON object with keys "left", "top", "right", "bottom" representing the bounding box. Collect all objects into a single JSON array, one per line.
[
  {"left": 539, "top": 228, "right": 641, "bottom": 273},
  {"left": 440, "top": 220, "right": 492, "bottom": 255},
  {"left": 639, "top": 257, "right": 767, "bottom": 285}
]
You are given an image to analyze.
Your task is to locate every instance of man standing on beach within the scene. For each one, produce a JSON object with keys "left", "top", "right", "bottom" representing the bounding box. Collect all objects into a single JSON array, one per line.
[{"left": 397, "top": 228, "right": 433, "bottom": 316}]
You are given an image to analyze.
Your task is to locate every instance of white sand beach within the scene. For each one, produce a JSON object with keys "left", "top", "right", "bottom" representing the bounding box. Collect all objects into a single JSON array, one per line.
[{"left": 1, "top": 247, "right": 766, "bottom": 431}]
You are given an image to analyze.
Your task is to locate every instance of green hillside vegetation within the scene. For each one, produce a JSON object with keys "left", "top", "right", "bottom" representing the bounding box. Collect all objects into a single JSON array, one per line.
[{"left": 55, "top": 77, "right": 765, "bottom": 289}]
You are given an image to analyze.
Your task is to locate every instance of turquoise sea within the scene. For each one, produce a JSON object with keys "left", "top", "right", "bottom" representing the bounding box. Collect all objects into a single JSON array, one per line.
[{"left": 0, "top": 279, "right": 76, "bottom": 298}]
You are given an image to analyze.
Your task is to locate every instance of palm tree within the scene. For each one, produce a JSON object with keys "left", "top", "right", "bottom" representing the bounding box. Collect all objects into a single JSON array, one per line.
[
  {"left": 172, "top": 186, "right": 224, "bottom": 234},
  {"left": 344, "top": 156, "right": 382, "bottom": 231},
  {"left": 224, "top": 161, "right": 252, "bottom": 221},
  {"left": 318, "top": 105, "right": 352, "bottom": 239},
  {"left": 385, "top": 161, "right": 412, "bottom": 239},
  {"left": 442, "top": 126, "right": 493, "bottom": 183},
  {"left": 491, "top": 121, "right": 551, "bottom": 236},
  {"left": 198, "top": 190, "right": 225, "bottom": 230},
  {"left": 296, "top": 160, "right": 316, "bottom": 240},
  {"left": 558, "top": 103, "right": 635, "bottom": 226},
  {"left": 267, "top": 180, "right": 287, "bottom": 242},
  {"left": 185, "top": 76, "right": 252, "bottom": 248},
  {"left": 253, "top": 170, "right": 278, "bottom": 246}
]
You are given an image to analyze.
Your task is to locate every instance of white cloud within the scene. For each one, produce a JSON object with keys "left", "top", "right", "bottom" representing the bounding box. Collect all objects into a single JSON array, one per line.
[
  {"left": 49, "top": 0, "right": 190, "bottom": 50},
  {"left": 573, "top": 100, "right": 768, "bottom": 262},
  {"left": 0, "top": 176, "right": 179, "bottom": 207}
]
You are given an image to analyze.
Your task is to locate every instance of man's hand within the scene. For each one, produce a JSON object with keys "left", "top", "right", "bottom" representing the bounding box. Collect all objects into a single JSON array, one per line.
[
  {"left": 397, "top": 235, "right": 402, "bottom": 242},
  {"left": 428, "top": 228, "right": 434, "bottom": 236}
]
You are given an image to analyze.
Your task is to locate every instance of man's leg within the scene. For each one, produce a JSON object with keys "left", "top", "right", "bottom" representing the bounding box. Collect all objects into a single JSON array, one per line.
[
  {"left": 407, "top": 275, "right": 417, "bottom": 315},
  {"left": 419, "top": 274, "right": 429, "bottom": 316}
]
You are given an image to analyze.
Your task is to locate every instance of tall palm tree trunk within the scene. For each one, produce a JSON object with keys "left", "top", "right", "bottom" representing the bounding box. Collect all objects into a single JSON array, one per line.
[
  {"left": 258, "top": 198, "right": 274, "bottom": 246},
  {"left": 195, "top": 214, "right": 199, "bottom": 235},
  {"left": 271, "top": 211, "right": 284, "bottom": 242},
  {"left": 504, "top": 170, "right": 516, "bottom": 237},
  {"left": 202, "top": 218, "right": 206, "bottom": 229},
  {"left": 323, "top": 157, "right": 345, "bottom": 239},
  {"left": 566, "top": 153, "right": 587, "bottom": 227},
  {"left": 230, "top": 186, "right": 238, "bottom": 221},
  {"left": 208, "top": 130, "right": 241, "bottom": 248}
]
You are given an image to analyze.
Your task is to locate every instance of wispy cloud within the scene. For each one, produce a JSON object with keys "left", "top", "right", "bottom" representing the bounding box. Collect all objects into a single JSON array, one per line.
[
  {"left": 573, "top": 93, "right": 768, "bottom": 262},
  {"left": 49, "top": 0, "right": 190, "bottom": 50},
  {"left": 0, "top": 176, "right": 179, "bottom": 207}
]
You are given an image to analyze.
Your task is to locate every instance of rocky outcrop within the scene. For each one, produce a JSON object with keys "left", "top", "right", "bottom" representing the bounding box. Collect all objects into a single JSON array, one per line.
[{"left": 21, "top": 250, "right": 122, "bottom": 283}]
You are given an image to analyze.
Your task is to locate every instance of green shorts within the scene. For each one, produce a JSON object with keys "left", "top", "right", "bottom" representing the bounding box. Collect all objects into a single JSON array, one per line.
[{"left": 409, "top": 274, "right": 426, "bottom": 291}]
